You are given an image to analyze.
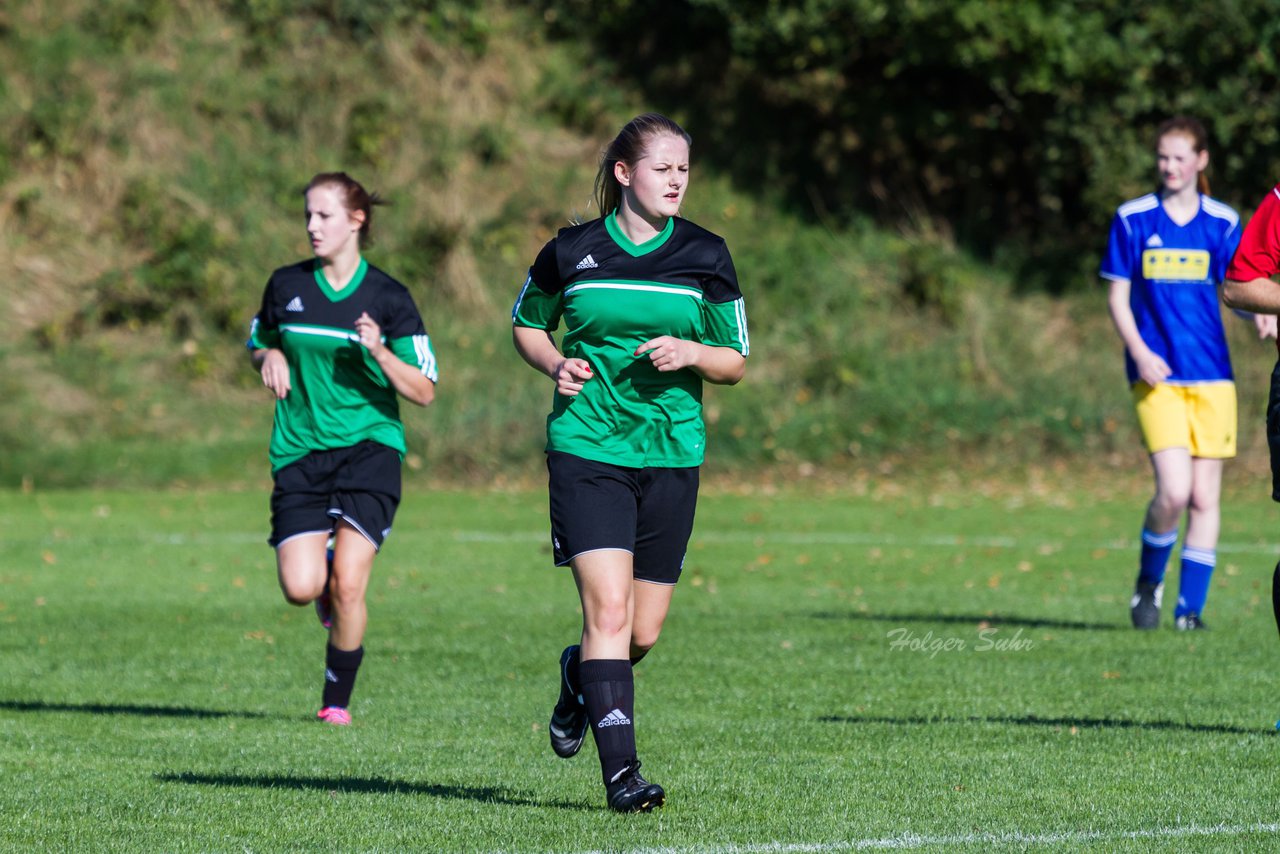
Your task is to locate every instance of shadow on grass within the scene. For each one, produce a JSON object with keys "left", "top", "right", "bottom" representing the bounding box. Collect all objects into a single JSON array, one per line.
[
  {"left": 810, "top": 611, "right": 1122, "bottom": 631},
  {"left": 820, "top": 713, "right": 1266, "bottom": 735},
  {"left": 156, "top": 772, "right": 593, "bottom": 810},
  {"left": 0, "top": 700, "right": 272, "bottom": 719}
]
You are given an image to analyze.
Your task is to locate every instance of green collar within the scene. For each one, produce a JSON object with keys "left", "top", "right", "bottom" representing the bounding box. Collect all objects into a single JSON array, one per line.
[
  {"left": 605, "top": 211, "right": 674, "bottom": 257},
  {"left": 312, "top": 257, "right": 368, "bottom": 301}
]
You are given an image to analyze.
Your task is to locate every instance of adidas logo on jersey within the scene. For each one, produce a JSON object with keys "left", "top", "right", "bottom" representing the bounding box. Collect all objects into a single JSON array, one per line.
[
  {"left": 575, "top": 254, "right": 599, "bottom": 270},
  {"left": 597, "top": 708, "right": 632, "bottom": 728},
  {"left": 285, "top": 296, "right": 305, "bottom": 312},
  {"left": 1146, "top": 234, "right": 1164, "bottom": 248}
]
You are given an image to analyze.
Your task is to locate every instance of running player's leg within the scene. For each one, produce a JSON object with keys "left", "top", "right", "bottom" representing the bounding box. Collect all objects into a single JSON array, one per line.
[
  {"left": 630, "top": 582, "right": 675, "bottom": 664},
  {"left": 316, "top": 520, "right": 376, "bottom": 721},
  {"left": 316, "top": 441, "right": 401, "bottom": 722},
  {"left": 1174, "top": 382, "right": 1235, "bottom": 629},
  {"left": 629, "top": 463, "right": 697, "bottom": 661},
  {"left": 1147, "top": 447, "right": 1194, "bottom": 532},
  {"left": 1132, "top": 447, "right": 1192, "bottom": 628},
  {"left": 270, "top": 453, "right": 335, "bottom": 607},
  {"left": 573, "top": 551, "right": 662, "bottom": 812},
  {"left": 545, "top": 452, "right": 635, "bottom": 762},
  {"left": 329, "top": 519, "right": 376, "bottom": 648},
  {"left": 574, "top": 552, "right": 638, "bottom": 785},
  {"left": 276, "top": 533, "right": 329, "bottom": 605},
  {"left": 1176, "top": 457, "right": 1223, "bottom": 628}
]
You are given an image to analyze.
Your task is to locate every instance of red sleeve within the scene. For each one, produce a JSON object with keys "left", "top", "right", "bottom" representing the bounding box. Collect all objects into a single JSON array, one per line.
[{"left": 1228, "top": 185, "right": 1280, "bottom": 281}]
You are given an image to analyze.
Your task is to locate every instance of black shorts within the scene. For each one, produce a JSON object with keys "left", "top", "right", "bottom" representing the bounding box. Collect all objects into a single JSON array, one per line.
[
  {"left": 1268, "top": 359, "right": 1280, "bottom": 502},
  {"left": 269, "top": 440, "right": 402, "bottom": 550},
  {"left": 546, "top": 450, "right": 699, "bottom": 585}
]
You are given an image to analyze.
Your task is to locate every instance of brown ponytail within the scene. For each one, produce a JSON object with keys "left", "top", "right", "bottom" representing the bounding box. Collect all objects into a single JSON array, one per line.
[{"left": 304, "top": 172, "right": 388, "bottom": 245}]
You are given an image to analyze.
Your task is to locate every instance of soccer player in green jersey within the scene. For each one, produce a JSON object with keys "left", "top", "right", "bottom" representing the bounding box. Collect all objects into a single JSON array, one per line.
[
  {"left": 512, "top": 114, "right": 749, "bottom": 811},
  {"left": 247, "top": 173, "right": 438, "bottom": 725}
]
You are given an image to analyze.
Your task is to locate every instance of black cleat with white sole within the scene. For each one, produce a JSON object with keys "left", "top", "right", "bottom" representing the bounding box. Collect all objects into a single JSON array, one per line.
[
  {"left": 606, "top": 761, "right": 665, "bottom": 813},
  {"left": 1175, "top": 613, "right": 1208, "bottom": 631},
  {"left": 1130, "top": 581, "right": 1162, "bottom": 630},
  {"left": 549, "top": 645, "right": 587, "bottom": 758}
]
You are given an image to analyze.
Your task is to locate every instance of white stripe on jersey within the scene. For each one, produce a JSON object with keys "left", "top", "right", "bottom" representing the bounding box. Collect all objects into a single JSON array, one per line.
[
  {"left": 1116, "top": 194, "right": 1159, "bottom": 237},
  {"left": 732, "top": 297, "right": 750, "bottom": 356},
  {"left": 564, "top": 282, "right": 704, "bottom": 299},
  {"left": 511, "top": 274, "right": 533, "bottom": 323},
  {"left": 413, "top": 333, "right": 438, "bottom": 381},
  {"left": 1201, "top": 196, "right": 1240, "bottom": 238},
  {"left": 279, "top": 324, "right": 359, "bottom": 342}
]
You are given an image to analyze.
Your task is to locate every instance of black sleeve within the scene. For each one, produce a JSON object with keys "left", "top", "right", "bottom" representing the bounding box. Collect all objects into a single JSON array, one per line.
[
  {"left": 382, "top": 286, "right": 428, "bottom": 340},
  {"left": 702, "top": 240, "right": 743, "bottom": 303},
  {"left": 246, "top": 274, "right": 281, "bottom": 349},
  {"left": 528, "top": 238, "right": 564, "bottom": 294}
]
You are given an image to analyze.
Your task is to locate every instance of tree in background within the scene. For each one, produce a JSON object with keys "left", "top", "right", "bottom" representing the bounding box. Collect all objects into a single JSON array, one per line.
[{"left": 541, "top": 0, "right": 1280, "bottom": 291}]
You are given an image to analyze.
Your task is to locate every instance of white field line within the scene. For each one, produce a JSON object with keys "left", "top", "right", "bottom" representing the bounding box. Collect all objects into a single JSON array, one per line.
[
  {"left": 570, "top": 820, "right": 1280, "bottom": 853},
  {"left": 16, "top": 529, "right": 1280, "bottom": 555}
]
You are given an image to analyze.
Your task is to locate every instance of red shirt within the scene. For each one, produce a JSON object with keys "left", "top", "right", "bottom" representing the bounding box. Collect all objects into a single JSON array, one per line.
[
  {"left": 1228, "top": 185, "right": 1280, "bottom": 354},
  {"left": 1228, "top": 185, "right": 1280, "bottom": 281}
]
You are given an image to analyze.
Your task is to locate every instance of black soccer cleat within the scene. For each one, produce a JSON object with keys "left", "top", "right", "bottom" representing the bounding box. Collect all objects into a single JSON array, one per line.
[
  {"left": 1130, "top": 581, "right": 1162, "bottom": 630},
  {"left": 1175, "top": 613, "right": 1208, "bottom": 631},
  {"left": 606, "top": 760, "right": 665, "bottom": 813},
  {"left": 549, "top": 645, "right": 587, "bottom": 758}
]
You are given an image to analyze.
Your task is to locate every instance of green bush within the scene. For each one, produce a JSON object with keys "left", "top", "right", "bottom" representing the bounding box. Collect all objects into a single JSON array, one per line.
[{"left": 537, "top": 0, "right": 1280, "bottom": 292}]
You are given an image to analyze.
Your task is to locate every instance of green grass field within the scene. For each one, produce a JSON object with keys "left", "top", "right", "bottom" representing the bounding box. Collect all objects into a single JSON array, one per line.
[{"left": 3, "top": 484, "right": 1280, "bottom": 852}]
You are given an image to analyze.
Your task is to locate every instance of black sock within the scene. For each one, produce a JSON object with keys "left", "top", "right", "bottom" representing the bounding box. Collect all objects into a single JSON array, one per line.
[
  {"left": 630, "top": 648, "right": 649, "bottom": 666},
  {"left": 322, "top": 644, "right": 364, "bottom": 709},
  {"left": 579, "top": 659, "right": 636, "bottom": 786}
]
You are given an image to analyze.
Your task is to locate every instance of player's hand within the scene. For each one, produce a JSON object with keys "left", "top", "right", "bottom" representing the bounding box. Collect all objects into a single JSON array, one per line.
[
  {"left": 1255, "top": 313, "right": 1279, "bottom": 341},
  {"left": 553, "top": 358, "right": 594, "bottom": 397},
  {"left": 260, "top": 349, "right": 291, "bottom": 400},
  {"left": 636, "top": 336, "right": 696, "bottom": 372},
  {"left": 355, "top": 312, "right": 384, "bottom": 356},
  {"left": 1133, "top": 349, "right": 1172, "bottom": 388}
]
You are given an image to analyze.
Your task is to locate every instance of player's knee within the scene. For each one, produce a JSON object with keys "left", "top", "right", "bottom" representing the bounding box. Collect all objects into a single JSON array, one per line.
[
  {"left": 585, "top": 601, "right": 631, "bottom": 640},
  {"left": 1187, "top": 491, "right": 1221, "bottom": 515},
  {"left": 328, "top": 573, "right": 367, "bottom": 610},
  {"left": 1153, "top": 487, "right": 1191, "bottom": 516},
  {"left": 279, "top": 578, "right": 320, "bottom": 606},
  {"left": 630, "top": 627, "right": 661, "bottom": 655}
]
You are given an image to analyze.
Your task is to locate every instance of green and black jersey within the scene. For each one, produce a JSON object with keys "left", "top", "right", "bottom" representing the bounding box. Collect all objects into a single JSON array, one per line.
[
  {"left": 512, "top": 212, "right": 749, "bottom": 468},
  {"left": 247, "top": 258, "right": 438, "bottom": 472}
]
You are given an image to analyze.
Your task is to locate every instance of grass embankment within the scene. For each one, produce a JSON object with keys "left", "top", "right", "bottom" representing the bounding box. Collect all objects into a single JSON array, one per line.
[{"left": 2, "top": 1, "right": 1276, "bottom": 490}]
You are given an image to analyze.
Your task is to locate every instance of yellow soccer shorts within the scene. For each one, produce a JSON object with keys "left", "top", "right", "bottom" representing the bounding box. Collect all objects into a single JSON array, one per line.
[{"left": 1132, "top": 381, "right": 1237, "bottom": 458}]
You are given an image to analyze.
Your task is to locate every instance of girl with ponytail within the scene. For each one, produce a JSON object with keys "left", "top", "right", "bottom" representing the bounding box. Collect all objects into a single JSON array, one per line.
[{"left": 1102, "top": 118, "right": 1271, "bottom": 632}]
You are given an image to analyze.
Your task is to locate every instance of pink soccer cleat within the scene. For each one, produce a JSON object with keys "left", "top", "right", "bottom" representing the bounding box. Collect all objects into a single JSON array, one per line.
[{"left": 316, "top": 706, "right": 351, "bottom": 726}]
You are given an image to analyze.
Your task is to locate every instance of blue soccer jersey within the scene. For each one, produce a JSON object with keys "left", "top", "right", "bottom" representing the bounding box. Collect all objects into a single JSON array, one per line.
[{"left": 1100, "top": 193, "right": 1241, "bottom": 384}]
